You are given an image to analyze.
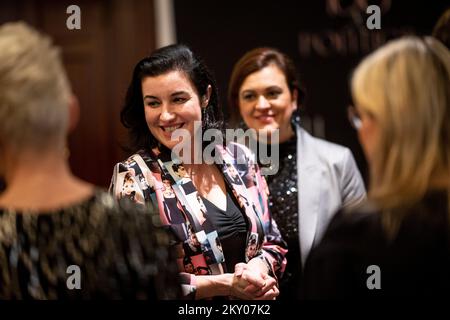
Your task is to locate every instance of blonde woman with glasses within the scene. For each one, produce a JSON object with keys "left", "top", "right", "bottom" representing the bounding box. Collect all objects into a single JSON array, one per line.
[{"left": 303, "top": 36, "right": 450, "bottom": 298}]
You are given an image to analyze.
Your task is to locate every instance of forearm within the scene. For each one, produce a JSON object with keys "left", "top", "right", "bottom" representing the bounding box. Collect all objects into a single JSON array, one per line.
[{"left": 194, "top": 274, "right": 232, "bottom": 299}]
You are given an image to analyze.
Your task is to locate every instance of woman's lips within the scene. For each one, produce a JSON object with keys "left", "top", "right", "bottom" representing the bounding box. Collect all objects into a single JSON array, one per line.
[
  {"left": 255, "top": 115, "right": 275, "bottom": 124},
  {"left": 160, "top": 123, "right": 184, "bottom": 138},
  {"left": 161, "top": 124, "right": 184, "bottom": 132}
]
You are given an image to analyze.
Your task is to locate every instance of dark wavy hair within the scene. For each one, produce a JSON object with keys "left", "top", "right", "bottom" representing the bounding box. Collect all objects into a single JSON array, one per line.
[
  {"left": 228, "top": 47, "right": 306, "bottom": 127},
  {"left": 121, "top": 44, "right": 224, "bottom": 151}
]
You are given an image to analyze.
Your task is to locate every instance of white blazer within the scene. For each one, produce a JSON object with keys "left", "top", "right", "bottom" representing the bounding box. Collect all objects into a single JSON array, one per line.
[{"left": 296, "top": 125, "right": 366, "bottom": 266}]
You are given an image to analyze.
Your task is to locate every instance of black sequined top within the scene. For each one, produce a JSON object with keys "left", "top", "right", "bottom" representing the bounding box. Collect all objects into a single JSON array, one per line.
[
  {"left": 0, "top": 190, "right": 180, "bottom": 299},
  {"left": 264, "top": 135, "right": 301, "bottom": 300}
]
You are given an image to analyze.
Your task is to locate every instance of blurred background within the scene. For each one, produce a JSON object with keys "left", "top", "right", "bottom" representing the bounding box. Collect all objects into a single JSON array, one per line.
[{"left": 0, "top": 0, "right": 448, "bottom": 190}]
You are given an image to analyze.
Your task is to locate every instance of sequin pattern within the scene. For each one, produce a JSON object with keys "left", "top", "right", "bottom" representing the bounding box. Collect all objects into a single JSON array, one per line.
[
  {"left": 264, "top": 137, "right": 302, "bottom": 299},
  {"left": 266, "top": 138, "right": 299, "bottom": 243},
  {"left": 0, "top": 190, "right": 180, "bottom": 299}
]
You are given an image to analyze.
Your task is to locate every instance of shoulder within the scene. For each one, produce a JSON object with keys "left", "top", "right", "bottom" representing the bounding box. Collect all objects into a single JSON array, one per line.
[
  {"left": 299, "top": 128, "right": 352, "bottom": 164},
  {"left": 75, "top": 189, "right": 143, "bottom": 220},
  {"left": 112, "top": 150, "right": 160, "bottom": 184},
  {"left": 83, "top": 189, "right": 166, "bottom": 243},
  {"left": 115, "top": 149, "right": 157, "bottom": 170},
  {"left": 325, "top": 202, "right": 382, "bottom": 238},
  {"left": 89, "top": 189, "right": 120, "bottom": 211},
  {"left": 304, "top": 202, "right": 384, "bottom": 280},
  {"left": 224, "top": 142, "right": 254, "bottom": 158},
  {"left": 305, "top": 194, "right": 450, "bottom": 298},
  {"left": 320, "top": 194, "right": 450, "bottom": 248},
  {"left": 80, "top": 190, "right": 179, "bottom": 299},
  {"left": 219, "top": 142, "right": 256, "bottom": 166},
  {"left": 298, "top": 129, "right": 363, "bottom": 189},
  {"left": 396, "top": 192, "right": 450, "bottom": 238},
  {"left": 302, "top": 202, "right": 387, "bottom": 299}
]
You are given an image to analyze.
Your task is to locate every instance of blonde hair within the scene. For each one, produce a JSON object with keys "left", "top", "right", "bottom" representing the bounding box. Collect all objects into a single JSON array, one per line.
[
  {"left": 351, "top": 36, "right": 450, "bottom": 229},
  {"left": 0, "top": 22, "right": 71, "bottom": 151}
]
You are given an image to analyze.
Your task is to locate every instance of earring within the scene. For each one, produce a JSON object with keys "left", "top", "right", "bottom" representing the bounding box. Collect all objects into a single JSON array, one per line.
[
  {"left": 238, "top": 119, "right": 248, "bottom": 130},
  {"left": 290, "top": 112, "right": 300, "bottom": 130},
  {"left": 202, "top": 104, "right": 209, "bottom": 119},
  {"left": 63, "top": 146, "right": 70, "bottom": 159}
]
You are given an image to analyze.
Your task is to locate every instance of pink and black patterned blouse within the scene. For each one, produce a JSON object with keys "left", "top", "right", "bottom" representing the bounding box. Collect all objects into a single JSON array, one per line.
[{"left": 110, "top": 143, "right": 287, "bottom": 299}]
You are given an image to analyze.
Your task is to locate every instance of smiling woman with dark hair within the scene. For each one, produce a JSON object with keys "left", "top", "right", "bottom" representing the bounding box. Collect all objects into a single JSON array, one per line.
[
  {"left": 121, "top": 44, "right": 224, "bottom": 152},
  {"left": 0, "top": 22, "right": 179, "bottom": 299},
  {"left": 110, "top": 44, "right": 287, "bottom": 300}
]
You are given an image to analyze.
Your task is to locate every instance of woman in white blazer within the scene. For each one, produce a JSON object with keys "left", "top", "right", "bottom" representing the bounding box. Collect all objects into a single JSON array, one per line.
[{"left": 228, "top": 47, "right": 366, "bottom": 299}]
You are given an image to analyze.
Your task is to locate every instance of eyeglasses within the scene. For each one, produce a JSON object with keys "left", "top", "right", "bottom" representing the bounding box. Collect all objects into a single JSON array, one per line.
[{"left": 347, "top": 105, "right": 362, "bottom": 130}]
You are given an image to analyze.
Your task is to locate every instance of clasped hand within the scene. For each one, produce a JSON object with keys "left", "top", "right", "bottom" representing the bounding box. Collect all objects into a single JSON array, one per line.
[{"left": 230, "top": 262, "right": 279, "bottom": 300}]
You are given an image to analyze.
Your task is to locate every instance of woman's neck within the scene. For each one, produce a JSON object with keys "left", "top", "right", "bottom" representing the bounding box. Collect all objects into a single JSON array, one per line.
[
  {"left": 257, "top": 125, "right": 295, "bottom": 145},
  {"left": 279, "top": 124, "right": 296, "bottom": 144},
  {"left": 0, "top": 149, "right": 93, "bottom": 212}
]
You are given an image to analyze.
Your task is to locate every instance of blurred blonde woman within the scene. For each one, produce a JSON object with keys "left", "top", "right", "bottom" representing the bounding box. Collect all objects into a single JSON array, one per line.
[
  {"left": 303, "top": 36, "right": 450, "bottom": 298},
  {"left": 0, "top": 22, "right": 179, "bottom": 299}
]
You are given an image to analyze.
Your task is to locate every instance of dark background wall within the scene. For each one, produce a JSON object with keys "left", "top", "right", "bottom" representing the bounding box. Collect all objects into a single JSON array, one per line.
[
  {"left": 0, "top": 0, "right": 448, "bottom": 192},
  {"left": 174, "top": 0, "right": 450, "bottom": 183},
  {"left": 0, "top": 0, "right": 156, "bottom": 188}
]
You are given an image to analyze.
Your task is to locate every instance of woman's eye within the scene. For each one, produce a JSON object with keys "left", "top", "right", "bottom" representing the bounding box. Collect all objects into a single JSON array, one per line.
[
  {"left": 266, "top": 91, "right": 281, "bottom": 98},
  {"left": 242, "top": 93, "right": 255, "bottom": 101},
  {"left": 145, "top": 101, "right": 160, "bottom": 108},
  {"left": 173, "top": 97, "right": 187, "bottom": 103}
]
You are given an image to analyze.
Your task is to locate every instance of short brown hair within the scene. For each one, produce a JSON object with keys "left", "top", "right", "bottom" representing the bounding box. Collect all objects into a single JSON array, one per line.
[{"left": 227, "top": 47, "right": 305, "bottom": 127}]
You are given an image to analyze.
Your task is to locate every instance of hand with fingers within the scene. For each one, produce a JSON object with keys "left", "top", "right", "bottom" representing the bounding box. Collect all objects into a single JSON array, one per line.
[{"left": 231, "top": 262, "right": 279, "bottom": 300}]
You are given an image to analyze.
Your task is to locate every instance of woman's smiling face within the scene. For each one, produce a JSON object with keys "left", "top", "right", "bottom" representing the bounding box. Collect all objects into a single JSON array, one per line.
[
  {"left": 238, "top": 64, "right": 297, "bottom": 143},
  {"left": 142, "top": 70, "right": 204, "bottom": 150}
]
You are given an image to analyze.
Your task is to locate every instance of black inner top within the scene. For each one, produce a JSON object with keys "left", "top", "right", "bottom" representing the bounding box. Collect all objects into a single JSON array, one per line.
[{"left": 201, "top": 184, "right": 248, "bottom": 272}]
